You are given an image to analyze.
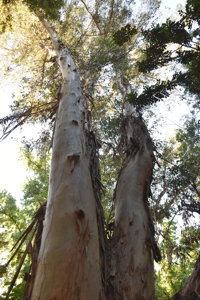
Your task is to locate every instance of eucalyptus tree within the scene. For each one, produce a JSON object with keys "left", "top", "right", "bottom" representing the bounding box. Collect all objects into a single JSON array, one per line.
[
  {"left": 0, "top": 132, "right": 51, "bottom": 299},
  {"left": 149, "top": 115, "right": 200, "bottom": 299},
  {"left": 0, "top": 0, "right": 178, "bottom": 299},
  {"left": 0, "top": 191, "right": 28, "bottom": 299},
  {"left": 136, "top": 0, "right": 200, "bottom": 105},
  {"left": 131, "top": 2, "right": 200, "bottom": 297}
]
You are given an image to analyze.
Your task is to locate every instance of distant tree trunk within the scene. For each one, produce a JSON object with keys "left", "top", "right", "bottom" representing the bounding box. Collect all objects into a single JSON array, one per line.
[
  {"left": 30, "top": 20, "right": 105, "bottom": 299},
  {"left": 170, "top": 255, "right": 200, "bottom": 300}
]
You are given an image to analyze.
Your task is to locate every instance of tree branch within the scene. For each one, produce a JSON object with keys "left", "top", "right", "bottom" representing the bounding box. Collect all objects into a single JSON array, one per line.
[
  {"left": 40, "top": 19, "right": 64, "bottom": 56},
  {"left": 40, "top": 18, "right": 79, "bottom": 80},
  {"left": 181, "top": 199, "right": 200, "bottom": 215},
  {"left": 41, "top": 50, "right": 49, "bottom": 85},
  {"left": 80, "top": 0, "right": 102, "bottom": 35},
  {"left": 192, "top": 182, "right": 200, "bottom": 197},
  {"left": 105, "top": 0, "right": 115, "bottom": 35},
  {"left": 0, "top": 210, "right": 21, "bottom": 231}
]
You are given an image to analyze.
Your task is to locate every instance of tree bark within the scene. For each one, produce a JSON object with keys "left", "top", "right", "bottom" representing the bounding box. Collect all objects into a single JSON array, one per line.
[
  {"left": 30, "top": 20, "right": 105, "bottom": 300},
  {"left": 107, "top": 115, "right": 161, "bottom": 299}
]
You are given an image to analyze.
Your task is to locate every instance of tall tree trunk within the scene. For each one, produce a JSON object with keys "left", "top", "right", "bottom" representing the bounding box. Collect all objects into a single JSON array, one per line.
[
  {"left": 30, "top": 20, "right": 105, "bottom": 300},
  {"left": 107, "top": 115, "right": 161, "bottom": 299}
]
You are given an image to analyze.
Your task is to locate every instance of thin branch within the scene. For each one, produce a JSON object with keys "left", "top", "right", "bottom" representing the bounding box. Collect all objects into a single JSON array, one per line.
[
  {"left": 181, "top": 199, "right": 200, "bottom": 215},
  {"left": 163, "top": 208, "right": 181, "bottom": 239},
  {"left": 9, "top": 218, "right": 36, "bottom": 251},
  {"left": 80, "top": 0, "right": 102, "bottom": 35},
  {"left": 181, "top": 43, "right": 200, "bottom": 51},
  {"left": 5, "top": 227, "right": 37, "bottom": 300},
  {"left": 0, "top": 112, "right": 31, "bottom": 142},
  {"left": 0, "top": 46, "right": 16, "bottom": 52},
  {"left": 41, "top": 50, "right": 49, "bottom": 85},
  {"left": 6, "top": 219, "right": 36, "bottom": 266},
  {"left": 0, "top": 210, "right": 21, "bottom": 231},
  {"left": 191, "top": 183, "right": 200, "bottom": 198},
  {"left": 0, "top": 100, "right": 58, "bottom": 141},
  {"left": 108, "top": 0, "right": 114, "bottom": 26},
  {"left": 105, "top": 0, "right": 115, "bottom": 35}
]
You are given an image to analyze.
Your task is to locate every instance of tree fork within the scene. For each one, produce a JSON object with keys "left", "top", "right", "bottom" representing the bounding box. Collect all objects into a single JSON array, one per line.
[{"left": 30, "top": 18, "right": 160, "bottom": 300}]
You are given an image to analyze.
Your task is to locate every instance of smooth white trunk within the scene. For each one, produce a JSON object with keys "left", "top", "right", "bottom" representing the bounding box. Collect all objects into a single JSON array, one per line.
[{"left": 30, "top": 20, "right": 103, "bottom": 300}]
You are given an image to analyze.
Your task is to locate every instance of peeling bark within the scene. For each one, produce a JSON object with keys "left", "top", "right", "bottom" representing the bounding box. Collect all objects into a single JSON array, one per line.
[{"left": 107, "top": 116, "right": 160, "bottom": 300}]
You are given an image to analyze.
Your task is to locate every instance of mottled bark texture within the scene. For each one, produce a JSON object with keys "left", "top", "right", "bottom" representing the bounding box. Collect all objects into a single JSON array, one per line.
[
  {"left": 170, "top": 255, "right": 200, "bottom": 300},
  {"left": 106, "top": 115, "right": 161, "bottom": 300}
]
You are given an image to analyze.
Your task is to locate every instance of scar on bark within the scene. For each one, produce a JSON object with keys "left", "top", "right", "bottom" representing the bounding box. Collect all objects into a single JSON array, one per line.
[
  {"left": 67, "top": 154, "right": 80, "bottom": 172},
  {"left": 68, "top": 154, "right": 80, "bottom": 162},
  {"left": 75, "top": 209, "right": 85, "bottom": 220},
  {"left": 74, "top": 209, "right": 89, "bottom": 235},
  {"left": 72, "top": 120, "right": 78, "bottom": 125}
]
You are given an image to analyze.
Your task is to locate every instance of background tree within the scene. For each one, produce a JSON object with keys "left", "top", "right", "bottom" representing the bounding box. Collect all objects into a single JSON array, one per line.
[
  {"left": 151, "top": 115, "right": 200, "bottom": 299},
  {"left": 0, "top": 191, "right": 27, "bottom": 300},
  {"left": 0, "top": 132, "right": 51, "bottom": 299}
]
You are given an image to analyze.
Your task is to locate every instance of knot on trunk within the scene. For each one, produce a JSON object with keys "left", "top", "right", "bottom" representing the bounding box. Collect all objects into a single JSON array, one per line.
[{"left": 75, "top": 209, "right": 85, "bottom": 220}]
